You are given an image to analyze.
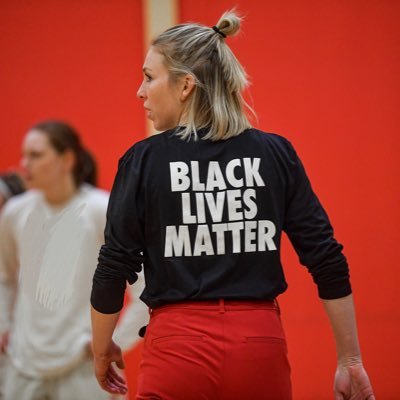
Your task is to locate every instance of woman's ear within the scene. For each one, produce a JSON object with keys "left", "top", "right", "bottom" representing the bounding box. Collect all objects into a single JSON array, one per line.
[
  {"left": 180, "top": 74, "right": 196, "bottom": 102},
  {"left": 63, "top": 149, "right": 76, "bottom": 174}
]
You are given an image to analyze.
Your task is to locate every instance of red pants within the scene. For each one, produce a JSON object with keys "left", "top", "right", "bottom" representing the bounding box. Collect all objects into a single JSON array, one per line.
[{"left": 136, "top": 300, "right": 292, "bottom": 400}]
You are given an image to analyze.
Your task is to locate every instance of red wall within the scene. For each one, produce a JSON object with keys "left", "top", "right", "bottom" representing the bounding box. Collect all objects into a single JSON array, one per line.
[
  {"left": 0, "top": 0, "right": 146, "bottom": 396},
  {"left": 179, "top": 1, "right": 399, "bottom": 398},
  {"left": 0, "top": 0, "right": 145, "bottom": 189},
  {"left": 1, "top": 1, "right": 399, "bottom": 398}
]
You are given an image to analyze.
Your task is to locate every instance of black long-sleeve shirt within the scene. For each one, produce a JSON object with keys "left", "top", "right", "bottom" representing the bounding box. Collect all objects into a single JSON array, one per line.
[{"left": 91, "top": 128, "right": 351, "bottom": 314}]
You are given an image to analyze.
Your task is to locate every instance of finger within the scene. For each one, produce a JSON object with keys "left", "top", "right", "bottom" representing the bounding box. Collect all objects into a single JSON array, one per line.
[
  {"left": 98, "top": 377, "right": 113, "bottom": 393},
  {"left": 101, "top": 376, "right": 122, "bottom": 393},
  {"left": 107, "top": 370, "right": 128, "bottom": 390},
  {"left": 114, "top": 353, "right": 125, "bottom": 370},
  {"left": 334, "top": 392, "right": 344, "bottom": 400},
  {"left": 108, "top": 365, "right": 126, "bottom": 384},
  {"left": 106, "top": 376, "right": 128, "bottom": 394},
  {"left": 106, "top": 379, "right": 123, "bottom": 391},
  {"left": 115, "top": 358, "right": 125, "bottom": 369},
  {"left": 99, "top": 377, "right": 116, "bottom": 394},
  {"left": 107, "top": 367, "right": 128, "bottom": 389},
  {"left": 96, "top": 364, "right": 123, "bottom": 392},
  {"left": 107, "top": 379, "right": 128, "bottom": 394}
]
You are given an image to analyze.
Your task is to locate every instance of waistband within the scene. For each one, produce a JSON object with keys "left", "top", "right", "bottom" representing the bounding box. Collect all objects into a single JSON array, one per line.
[{"left": 150, "top": 299, "right": 279, "bottom": 316}]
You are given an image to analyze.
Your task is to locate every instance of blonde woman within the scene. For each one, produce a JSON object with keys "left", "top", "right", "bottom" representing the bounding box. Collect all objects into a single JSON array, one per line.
[{"left": 90, "top": 11, "right": 375, "bottom": 400}]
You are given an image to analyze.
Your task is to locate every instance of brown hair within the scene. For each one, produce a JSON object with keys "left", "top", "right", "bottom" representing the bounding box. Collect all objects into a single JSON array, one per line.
[{"left": 31, "top": 120, "right": 97, "bottom": 187}]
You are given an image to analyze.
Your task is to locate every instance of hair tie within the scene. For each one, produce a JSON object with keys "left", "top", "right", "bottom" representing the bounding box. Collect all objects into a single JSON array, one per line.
[{"left": 212, "top": 26, "right": 226, "bottom": 38}]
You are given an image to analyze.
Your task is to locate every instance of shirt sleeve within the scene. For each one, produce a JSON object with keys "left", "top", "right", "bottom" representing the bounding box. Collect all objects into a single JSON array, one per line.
[
  {"left": 91, "top": 148, "right": 146, "bottom": 314},
  {"left": 0, "top": 203, "right": 19, "bottom": 332},
  {"left": 282, "top": 139, "right": 352, "bottom": 299}
]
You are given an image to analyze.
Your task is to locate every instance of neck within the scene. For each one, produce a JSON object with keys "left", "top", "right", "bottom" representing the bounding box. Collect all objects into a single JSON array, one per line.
[{"left": 43, "top": 176, "right": 78, "bottom": 207}]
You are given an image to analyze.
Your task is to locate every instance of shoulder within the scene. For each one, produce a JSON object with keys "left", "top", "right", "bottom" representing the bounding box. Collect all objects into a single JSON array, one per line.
[
  {"left": 0, "top": 191, "right": 41, "bottom": 237},
  {"left": 244, "top": 128, "right": 298, "bottom": 159},
  {"left": 118, "top": 130, "right": 175, "bottom": 165},
  {"left": 79, "top": 185, "right": 109, "bottom": 210},
  {"left": 244, "top": 128, "right": 294, "bottom": 149},
  {"left": 75, "top": 186, "right": 109, "bottom": 230},
  {"left": 1, "top": 191, "right": 40, "bottom": 220}
]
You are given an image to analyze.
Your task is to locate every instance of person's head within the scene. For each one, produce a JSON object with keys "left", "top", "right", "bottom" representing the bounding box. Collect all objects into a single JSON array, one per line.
[
  {"left": 136, "top": 10, "right": 253, "bottom": 141},
  {"left": 0, "top": 172, "right": 25, "bottom": 210},
  {"left": 21, "top": 120, "right": 89, "bottom": 191}
]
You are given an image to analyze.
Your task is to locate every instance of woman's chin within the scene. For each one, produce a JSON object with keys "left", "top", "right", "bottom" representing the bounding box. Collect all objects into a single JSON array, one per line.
[
  {"left": 153, "top": 123, "right": 167, "bottom": 132},
  {"left": 25, "top": 179, "right": 43, "bottom": 191},
  {"left": 25, "top": 182, "right": 38, "bottom": 190},
  {"left": 153, "top": 121, "right": 179, "bottom": 132}
]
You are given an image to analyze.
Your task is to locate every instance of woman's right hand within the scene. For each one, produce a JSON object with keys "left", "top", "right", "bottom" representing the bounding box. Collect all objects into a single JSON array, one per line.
[
  {"left": 93, "top": 339, "right": 128, "bottom": 396},
  {"left": 0, "top": 331, "right": 9, "bottom": 353},
  {"left": 334, "top": 361, "right": 375, "bottom": 400}
]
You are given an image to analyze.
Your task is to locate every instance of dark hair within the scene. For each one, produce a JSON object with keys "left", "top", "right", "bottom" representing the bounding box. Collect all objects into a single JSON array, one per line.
[
  {"left": 31, "top": 120, "right": 97, "bottom": 187},
  {"left": 0, "top": 172, "right": 25, "bottom": 199},
  {"left": 81, "top": 148, "right": 98, "bottom": 187}
]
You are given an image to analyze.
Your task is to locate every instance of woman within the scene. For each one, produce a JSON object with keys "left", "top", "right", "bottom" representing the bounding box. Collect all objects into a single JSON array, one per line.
[
  {"left": 90, "top": 11, "right": 375, "bottom": 400},
  {"left": 0, "top": 120, "right": 144, "bottom": 400}
]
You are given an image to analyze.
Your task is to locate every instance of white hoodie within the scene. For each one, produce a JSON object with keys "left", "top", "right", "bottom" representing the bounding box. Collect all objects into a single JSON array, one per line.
[{"left": 0, "top": 185, "right": 148, "bottom": 379}]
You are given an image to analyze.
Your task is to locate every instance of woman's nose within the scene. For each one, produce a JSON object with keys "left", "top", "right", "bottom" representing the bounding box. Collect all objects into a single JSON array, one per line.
[
  {"left": 20, "top": 157, "right": 27, "bottom": 169},
  {"left": 137, "top": 82, "right": 146, "bottom": 99},
  {"left": 20, "top": 156, "right": 29, "bottom": 171}
]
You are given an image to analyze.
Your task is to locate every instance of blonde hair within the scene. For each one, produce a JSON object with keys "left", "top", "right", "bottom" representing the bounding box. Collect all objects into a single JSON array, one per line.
[{"left": 152, "top": 10, "right": 254, "bottom": 141}]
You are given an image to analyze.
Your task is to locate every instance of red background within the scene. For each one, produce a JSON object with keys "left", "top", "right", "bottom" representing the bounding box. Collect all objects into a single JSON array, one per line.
[{"left": 0, "top": 1, "right": 399, "bottom": 398}]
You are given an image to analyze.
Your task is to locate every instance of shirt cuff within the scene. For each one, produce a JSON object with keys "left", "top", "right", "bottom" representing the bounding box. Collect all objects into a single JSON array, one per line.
[{"left": 317, "top": 280, "right": 352, "bottom": 300}]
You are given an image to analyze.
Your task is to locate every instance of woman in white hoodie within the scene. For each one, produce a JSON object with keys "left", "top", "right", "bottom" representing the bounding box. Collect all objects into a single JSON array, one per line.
[{"left": 0, "top": 120, "right": 148, "bottom": 400}]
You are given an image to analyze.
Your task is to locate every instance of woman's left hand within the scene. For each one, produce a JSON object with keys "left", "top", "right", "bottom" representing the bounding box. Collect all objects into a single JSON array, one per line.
[
  {"left": 93, "top": 340, "right": 128, "bottom": 395},
  {"left": 334, "top": 361, "right": 375, "bottom": 400}
]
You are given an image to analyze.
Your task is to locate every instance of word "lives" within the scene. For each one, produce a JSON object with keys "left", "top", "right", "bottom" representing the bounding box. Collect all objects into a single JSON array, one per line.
[{"left": 164, "top": 158, "right": 278, "bottom": 257}]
